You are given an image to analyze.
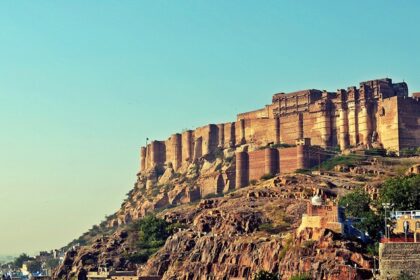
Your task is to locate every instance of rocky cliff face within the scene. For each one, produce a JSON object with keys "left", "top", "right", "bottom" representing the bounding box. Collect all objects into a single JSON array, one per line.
[
  {"left": 55, "top": 151, "right": 419, "bottom": 279},
  {"left": 110, "top": 152, "right": 236, "bottom": 228},
  {"left": 141, "top": 227, "right": 373, "bottom": 280},
  {"left": 55, "top": 164, "right": 383, "bottom": 279},
  {"left": 138, "top": 181, "right": 373, "bottom": 280},
  {"left": 55, "top": 230, "right": 135, "bottom": 279}
]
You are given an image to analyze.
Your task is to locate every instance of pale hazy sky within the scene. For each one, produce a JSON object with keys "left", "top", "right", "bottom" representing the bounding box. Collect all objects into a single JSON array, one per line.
[{"left": 1, "top": 1, "right": 420, "bottom": 256}]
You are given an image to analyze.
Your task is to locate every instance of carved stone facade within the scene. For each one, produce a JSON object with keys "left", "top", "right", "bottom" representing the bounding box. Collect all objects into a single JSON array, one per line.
[{"left": 140, "top": 78, "right": 420, "bottom": 173}]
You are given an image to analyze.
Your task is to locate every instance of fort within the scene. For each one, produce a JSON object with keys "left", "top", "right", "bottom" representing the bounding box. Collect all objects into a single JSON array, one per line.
[{"left": 139, "top": 78, "right": 420, "bottom": 188}]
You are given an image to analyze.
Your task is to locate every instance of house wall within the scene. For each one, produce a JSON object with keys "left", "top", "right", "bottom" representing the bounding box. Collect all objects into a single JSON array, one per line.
[{"left": 379, "top": 243, "right": 420, "bottom": 279}]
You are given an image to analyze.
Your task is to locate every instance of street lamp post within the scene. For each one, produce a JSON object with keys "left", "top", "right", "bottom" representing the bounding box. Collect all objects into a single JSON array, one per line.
[
  {"left": 382, "top": 203, "right": 391, "bottom": 239},
  {"left": 372, "top": 256, "right": 377, "bottom": 278}
]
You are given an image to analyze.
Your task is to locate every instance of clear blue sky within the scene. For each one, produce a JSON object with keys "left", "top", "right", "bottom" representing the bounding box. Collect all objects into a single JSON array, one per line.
[{"left": 0, "top": 0, "right": 419, "bottom": 256}]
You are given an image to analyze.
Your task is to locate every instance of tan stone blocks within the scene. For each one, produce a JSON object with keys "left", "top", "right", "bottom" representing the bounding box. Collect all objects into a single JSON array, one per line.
[{"left": 139, "top": 78, "right": 419, "bottom": 179}]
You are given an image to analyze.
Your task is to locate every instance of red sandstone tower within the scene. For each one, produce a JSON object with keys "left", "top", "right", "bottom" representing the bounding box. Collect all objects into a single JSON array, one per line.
[{"left": 235, "top": 151, "right": 248, "bottom": 189}]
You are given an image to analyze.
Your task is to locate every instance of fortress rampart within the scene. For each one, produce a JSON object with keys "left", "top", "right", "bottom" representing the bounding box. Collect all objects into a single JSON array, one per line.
[
  {"left": 140, "top": 78, "right": 420, "bottom": 177},
  {"left": 235, "top": 140, "right": 324, "bottom": 188}
]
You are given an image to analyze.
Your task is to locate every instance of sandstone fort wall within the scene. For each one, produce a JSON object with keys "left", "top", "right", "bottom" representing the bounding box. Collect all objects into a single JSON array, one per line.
[
  {"left": 237, "top": 106, "right": 270, "bottom": 120},
  {"left": 248, "top": 149, "right": 266, "bottom": 182},
  {"left": 377, "top": 97, "right": 400, "bottom": 151},
  {"left": 398, "top": 97, "right": 420, "bottom": 149},
  {"left": 235, "top": 144, "right": 318, "bottom": 188},
  {"left": 140, "top": 78, "right": 419, "bottom": 175}
]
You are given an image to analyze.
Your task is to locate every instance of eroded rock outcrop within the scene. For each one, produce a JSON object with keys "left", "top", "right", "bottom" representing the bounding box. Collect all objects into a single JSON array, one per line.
[
  {"left": 54, "top": 230, "right": 135, "bottom": 280},
  {"left": 140, "top": 221, "right": 373, "bottom": 280},
  {"left": 56, "top": 158, "right": 398, "bottom": 279}
]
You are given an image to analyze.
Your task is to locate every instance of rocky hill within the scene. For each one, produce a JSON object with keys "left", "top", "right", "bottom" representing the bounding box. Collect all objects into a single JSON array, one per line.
[
  {"left": 52, "top": 76, "right": 420, "bottom": 279},
  {"left": 54, "top": 152, "right": 420, "bottom": 279}
]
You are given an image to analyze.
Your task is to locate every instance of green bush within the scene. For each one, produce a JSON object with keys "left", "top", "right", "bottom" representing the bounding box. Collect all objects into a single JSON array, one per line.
[
  {"left": 295, "top": 168, "right": 311, "bottom": 175},
  {"left": 253, "top": 271, "right": 279, "bottom": 280},
  {"left": 260, "top": 173, "right": 275, "bottom": 180},
  {"left": 365, "top": 148, "right": 386, "bottom": 156},
  {"left": 330, "top": 146, "right": 341, "bottom": 153},
  {"left": 279, "top": 237, "right": 292, "bottom": 260},
  {"left": 203, "top": 192, "right": 224, "bottom": 199},
  {"left": 400, "top": 148, "right": 419, "bottom": 157},
  {"left": 290, "top": 274, "right": 311, "bottom": 280},
  {"left": 271, "top": 143, "right": 295, "bottom": 149},
  {"left": 318, "top": 154, "right": 363, "bottom": 171},
  {"left": 166, "top": 222, "right": 187, "bottom": 234},
  {"left": 128, "top": 248, "right": 159, "bottom": 264},
  {"left": 366, "top": 242, "right": 379, "bottom": 256},
  {"left": 258, "top": 223, "right": 281, "bottom": 234},
  {"left": 128, "top": 215, "right": 171, "bottom": 264},
  {"left": 398, "top": 271, "right": 414, "bottom": 280},
  {"left": 301, "top": 240, "right": 315, "bottom": 248},
  {"left": 354, "top": 175, "right": 368, "bottom": 182}
]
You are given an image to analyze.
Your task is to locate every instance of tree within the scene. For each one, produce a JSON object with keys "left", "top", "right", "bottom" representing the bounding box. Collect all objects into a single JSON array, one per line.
[
  {"left": 128, "top": 214, "right": 171, "bottom": 264},
  {"left": 356, "top": 210, "right": 383, "bottom": 241},
  {"left": 136, "top": 214, "right": 170, "bottom": 248},
  {"left": 26, "top": 260, "right": 42, "bottom": 273},
  {"left": 45, "top": 258, "right": 60, "bottom": 269},
  {"left": 380, "top": 175, "right": 420, "bottom": 211},
  {"left": 339, "top": 189, "right": 382, "bottom": 241},
  {"left": 253, "top": 271, "right": 279, "bottom": 280},
  {"left": 339, "top": 188, "right": 371, "bottom": 218},
  {"left": 398, "top": 271, "right": 414, "bottom": 280},
  {"left": 13, "top": 253, "right": 31, "bottom": 268}
]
